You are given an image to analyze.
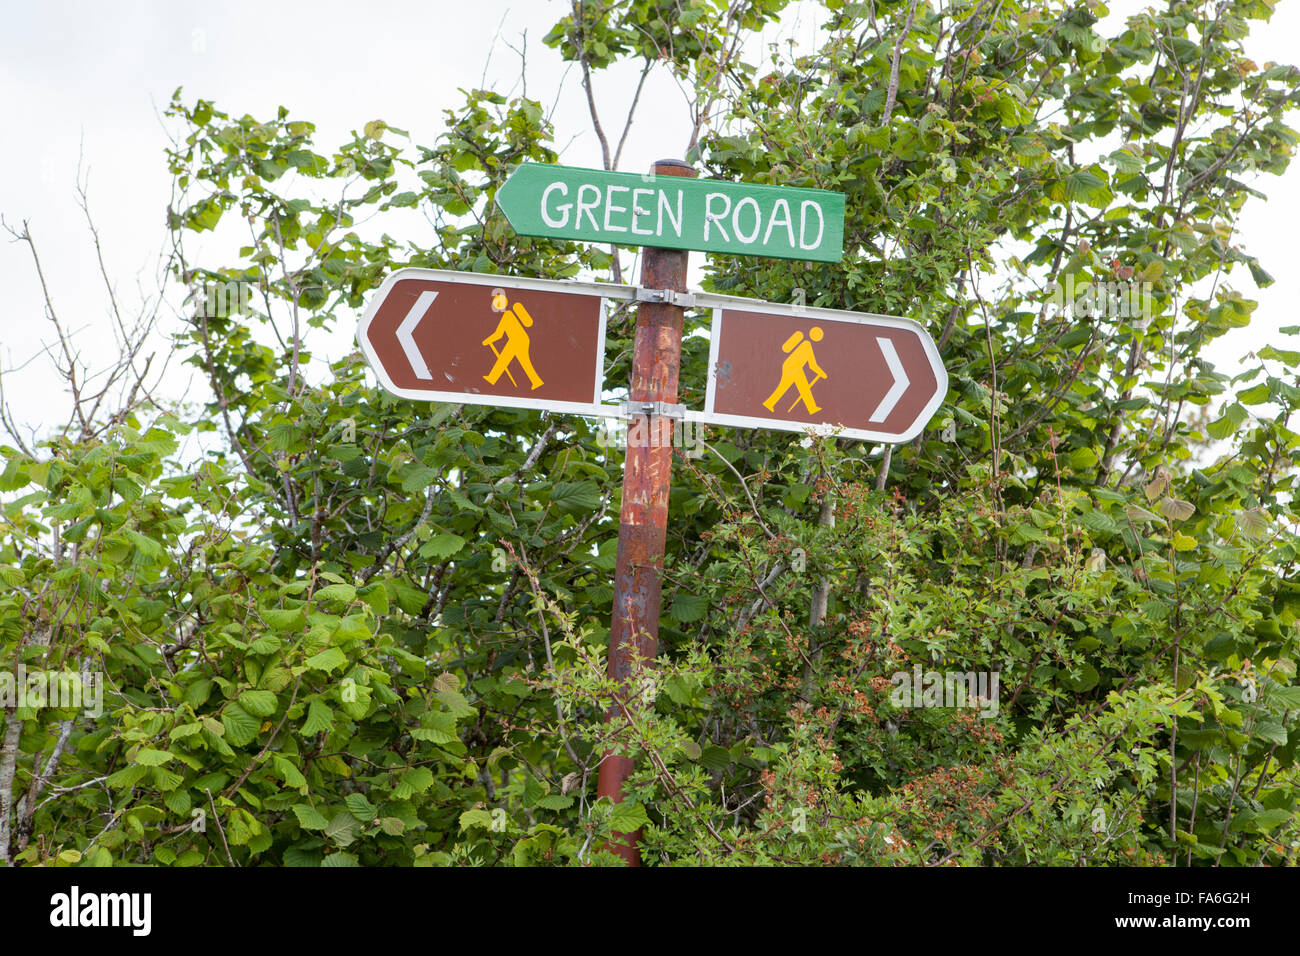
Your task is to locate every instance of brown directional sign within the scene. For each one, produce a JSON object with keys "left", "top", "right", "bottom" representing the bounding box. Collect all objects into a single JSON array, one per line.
[
  {"left": 359, "top": 270, "right": 948, "bottom": 440},
  {"left": 357, "top": 269, "right": 616, "bottom": 415},
  {"left": 699, "top": 300, "right": 947, "bottom": 443}
]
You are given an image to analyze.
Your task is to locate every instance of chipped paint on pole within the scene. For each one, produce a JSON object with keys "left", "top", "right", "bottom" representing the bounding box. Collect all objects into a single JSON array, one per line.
[{"left": 596, "top": 160, "right": 696, "bottom": 866}]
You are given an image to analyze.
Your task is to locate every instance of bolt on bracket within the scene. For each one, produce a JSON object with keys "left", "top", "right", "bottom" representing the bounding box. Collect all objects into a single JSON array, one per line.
[
  {"left": 635, "top": 287, "right": 696, "bottom": 308},
  {"left": 620, "top": 400, "right": 687, "bottom": 419}
]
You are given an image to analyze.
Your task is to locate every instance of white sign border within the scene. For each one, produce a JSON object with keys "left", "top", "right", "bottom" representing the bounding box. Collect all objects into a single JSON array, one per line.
[
  {"left": 695, "top": 296, "right": 949, "bottom": 444},
  {"left": 356, "top": 268, "right": 633, "bottom": 417},
  {"left": 358, "top": 270, "right": 948, "bottom": 443}
]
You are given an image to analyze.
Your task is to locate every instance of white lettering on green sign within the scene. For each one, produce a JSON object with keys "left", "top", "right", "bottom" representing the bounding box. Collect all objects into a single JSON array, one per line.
[
  {"left": 542, "top": 181, "right": 688, "bottom": 239},
  {"left": 498, "top": 163, "right": 845, "bottom": 262}
]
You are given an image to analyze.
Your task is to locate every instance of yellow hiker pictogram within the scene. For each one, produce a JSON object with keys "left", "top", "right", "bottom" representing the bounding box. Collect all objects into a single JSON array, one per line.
[
  {"left": 763, "top": 326, "right": 826, "bottom": 414},
  {"left": 483, "top": 300, "right": 544, "bottom": 390}
]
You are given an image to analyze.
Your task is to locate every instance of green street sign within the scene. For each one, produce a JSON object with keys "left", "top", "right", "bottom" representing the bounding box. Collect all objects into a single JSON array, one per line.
[{"left": 496, "top": 162, "right": 845, "bottom": 262}]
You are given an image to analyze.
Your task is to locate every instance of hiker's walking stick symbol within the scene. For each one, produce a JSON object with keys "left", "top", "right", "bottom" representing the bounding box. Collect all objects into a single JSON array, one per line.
[
  {"left": 485, "top": 340, "right": 518, "bottom": 388},
  {"left": 786, "top": 369, "right": 826, "bottom": 413}
]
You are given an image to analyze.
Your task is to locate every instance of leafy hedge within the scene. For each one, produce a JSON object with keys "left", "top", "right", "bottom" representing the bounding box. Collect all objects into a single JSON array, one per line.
[{"left": 3, "top": 0, "right": 1299, "bottom": 866}]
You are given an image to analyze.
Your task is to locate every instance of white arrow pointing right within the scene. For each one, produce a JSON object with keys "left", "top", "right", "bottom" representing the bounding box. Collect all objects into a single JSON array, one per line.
[
  {"left": 397, "top": 291, "right": 437, "bottom": 379},
  {"left": 869, "top": 337, "right": 909, "bottom": 422}
]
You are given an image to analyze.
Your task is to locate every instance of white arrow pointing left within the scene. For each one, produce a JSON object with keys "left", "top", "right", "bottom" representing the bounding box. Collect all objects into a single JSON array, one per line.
[
  {"left": 869, "top": 337, "right": 909, "bottom": 422},
  {"left": 397, "top": 291, "right": 437, "bottom": 379}
]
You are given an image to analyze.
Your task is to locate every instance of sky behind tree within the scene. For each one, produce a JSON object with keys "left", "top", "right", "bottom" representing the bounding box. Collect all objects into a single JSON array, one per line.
[{"left": 1, "top": 0, "right": 1296, "bottom": 440}]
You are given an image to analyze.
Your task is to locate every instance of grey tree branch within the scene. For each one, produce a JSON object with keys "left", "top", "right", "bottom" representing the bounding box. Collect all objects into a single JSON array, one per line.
[
  {"left": 16, "top": 718, "right": 74, "bottom": 852},
  {"left": 808, "top": 493, "right": 836, "bottom": 628},
  {"left": 881, "top": 0, "right": 920, "bottom": 127},
  {"left": 0, "top": 622, "right": 51, "bottom": 866}
]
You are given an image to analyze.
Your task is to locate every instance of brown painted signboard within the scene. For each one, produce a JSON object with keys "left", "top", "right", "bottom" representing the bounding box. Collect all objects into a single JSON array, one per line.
[
  {"left": 358, "top": 270, "right": 947, "bottom": 443},
  {"left": 357, "top": 269, "right": 620, "bottom": 416},
  {"left": 699, "top": 299, "right": 947, "bottom": 443}
]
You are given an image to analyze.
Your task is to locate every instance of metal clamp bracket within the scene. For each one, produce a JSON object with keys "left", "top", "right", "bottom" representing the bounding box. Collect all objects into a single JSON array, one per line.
[
  {"left": 620, "top": 400, "right": 687, "bottom": 420},
  {"left": 635, "top": 287, "right": 696, "bottom": 308}
]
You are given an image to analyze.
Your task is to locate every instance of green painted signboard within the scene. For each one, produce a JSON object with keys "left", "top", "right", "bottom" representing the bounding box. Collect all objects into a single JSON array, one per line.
[{"left": 496, "top": 162, "right": 845, "bottom": 262}]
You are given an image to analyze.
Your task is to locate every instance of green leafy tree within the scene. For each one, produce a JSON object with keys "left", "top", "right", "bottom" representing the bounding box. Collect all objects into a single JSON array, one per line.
[{"left": 3, "top": 0, "right": 1299, "bottom": 866}]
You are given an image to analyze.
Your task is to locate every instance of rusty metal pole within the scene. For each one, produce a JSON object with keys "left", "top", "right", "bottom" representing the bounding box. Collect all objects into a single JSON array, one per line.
[{"left": 597, "top": 159, "right": 696, "bottom": 866}]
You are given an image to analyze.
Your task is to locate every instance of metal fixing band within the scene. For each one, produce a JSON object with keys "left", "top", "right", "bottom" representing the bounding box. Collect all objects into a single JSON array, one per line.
[
  {"left": 635, "top": 287, "right": 697, "bottom": 308},
  {"left": 620, "top": 400, "right": 687, "bottom": 419}
]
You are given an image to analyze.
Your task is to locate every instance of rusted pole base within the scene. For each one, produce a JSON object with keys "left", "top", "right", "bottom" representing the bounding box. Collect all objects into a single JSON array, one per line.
[{"left": 597, "top": 159, "right": 696, "bottom": 866}]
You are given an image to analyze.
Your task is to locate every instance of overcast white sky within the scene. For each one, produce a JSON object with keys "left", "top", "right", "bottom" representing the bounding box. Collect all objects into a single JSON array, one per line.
[{"left": 1, "top": 0, "right": 1297, "bottom": 444}]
